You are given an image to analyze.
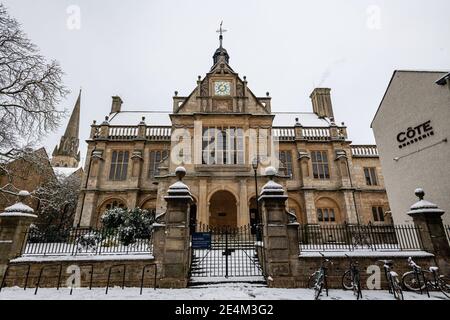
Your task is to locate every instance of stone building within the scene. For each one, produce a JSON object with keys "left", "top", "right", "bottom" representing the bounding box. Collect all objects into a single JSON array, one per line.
[{"left": 74, "top": 33, "right": 390, "bottom": 229}]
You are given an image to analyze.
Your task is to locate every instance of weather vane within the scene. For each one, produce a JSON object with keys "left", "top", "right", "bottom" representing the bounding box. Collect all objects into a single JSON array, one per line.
[{"left": 216, "top": 21, "right": 227, "bottom": 47}]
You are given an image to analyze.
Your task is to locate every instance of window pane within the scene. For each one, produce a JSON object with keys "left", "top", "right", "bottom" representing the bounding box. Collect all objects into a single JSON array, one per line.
[
  {"left": 312, "top": 163, "right": 319, "bottom": 179},
  {"left": 364, "top": 168, "right": 371, "bottom": 185},
  {"left": 372, "top": 207, "right": 378, "bottom": 221},
  {"left": 312, "top": 151, "right": 330, "bottom": 180},
  {"left": 121, "top": 151, "right": 129, "bottom": 180},
  {"left": 149, "top": 151, "right": 156, "bottom": 177},
  {"left": 330, "top": 209, "right": 335, "bottom": 222},
  {"left": 378, "top": 207, "right": 384, "bottom": 221},
  {"left": 324, "top": 164, "right": 329, "bottom": 179},
  {"left": 155, "top": 151, "right": 161, "bottom": 175},
  {"left": 371, "top": 168, "right": 378, "bottom": 186},
  {"left": 109, "top": 151, "right": 117, "bottom": 180},
  {"left": 317, "top": 209, "right": 323, "bottom": 221}
]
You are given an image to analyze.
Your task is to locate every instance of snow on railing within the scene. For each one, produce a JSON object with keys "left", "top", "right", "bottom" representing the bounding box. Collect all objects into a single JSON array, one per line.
[
  {"left": 351, "top": 145, "right": 379, "bottom": 157},
  {"left": 22, "top": 227, "right": 153, "bottom": 256},
  {"left": 298, "top": 223, "right": 423, "bottom": 252}
]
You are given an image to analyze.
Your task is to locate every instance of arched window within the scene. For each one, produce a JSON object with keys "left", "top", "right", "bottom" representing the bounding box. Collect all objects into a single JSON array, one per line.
[{"left": 104, "top": 200, "right": 125, "bottom": 211}]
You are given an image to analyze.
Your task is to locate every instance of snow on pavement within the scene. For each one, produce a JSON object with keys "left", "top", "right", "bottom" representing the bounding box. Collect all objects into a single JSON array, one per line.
[{"left": 0, "top": 283, "right": 447, "bottom": 300}]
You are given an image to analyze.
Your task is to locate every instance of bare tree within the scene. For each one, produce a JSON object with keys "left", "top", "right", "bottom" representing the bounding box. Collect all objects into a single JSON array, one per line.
[
  {"left": 34, "top": 172, "right": 81, "bottom": 231},
  {"left": 0, "top": 4, "right": 68, "bottom": 196}
]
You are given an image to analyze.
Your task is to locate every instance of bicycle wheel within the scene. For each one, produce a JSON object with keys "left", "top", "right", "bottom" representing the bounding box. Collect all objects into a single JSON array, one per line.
[
  {"left": 342, "top": 270, "right": 353, "bottom": 290},
  {"left": 392, "top": 278, "right": 404, "bottom": 300},
  {"left": 308, "top": 272, "right": 319, "bottom": 289},
  {"left": 437, "top": 276, "right": 450, "bottom": 298},
  {"left": 314, "top": 279, "right": 324, "bottom": 300},
  {"left": 402, "top": 271, "right": 426, "bottom": 291}
]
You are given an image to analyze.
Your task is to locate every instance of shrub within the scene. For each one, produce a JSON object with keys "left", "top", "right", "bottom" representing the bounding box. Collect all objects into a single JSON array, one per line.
[{"left": 100, "top": 207, "right": 155, "bottom": 246}]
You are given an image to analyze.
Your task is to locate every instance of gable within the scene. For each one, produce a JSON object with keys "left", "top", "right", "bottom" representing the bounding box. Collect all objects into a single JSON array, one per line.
[{"left": 173, "top": 62, "right": 271, "bottom": 115}]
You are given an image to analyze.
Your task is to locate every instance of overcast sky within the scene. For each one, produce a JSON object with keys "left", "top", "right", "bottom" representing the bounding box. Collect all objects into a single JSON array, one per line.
[{"left": 3, "top": 0, "right": 450, "bottom": 165}]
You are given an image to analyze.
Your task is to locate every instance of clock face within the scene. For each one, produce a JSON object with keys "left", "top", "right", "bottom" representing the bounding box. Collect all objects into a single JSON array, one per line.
[{"left": 214, "top": 81, "right": 231, "bottom": 96}]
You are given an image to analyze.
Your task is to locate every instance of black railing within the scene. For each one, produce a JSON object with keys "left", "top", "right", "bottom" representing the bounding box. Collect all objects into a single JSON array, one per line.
[
  {"left": 190, "top": 223, "right": 264, "bottom": 278},
  {"left": 23, "top": 227, "right": 153, "bottom": 256},
  {"left": 298, "top": 223, "right": 423, "bottom": 252}
]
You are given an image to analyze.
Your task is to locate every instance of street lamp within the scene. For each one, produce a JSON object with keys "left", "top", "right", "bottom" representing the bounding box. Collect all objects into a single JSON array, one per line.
[{"left": 252, "top": 156, "right": 262, "bottom": 241}]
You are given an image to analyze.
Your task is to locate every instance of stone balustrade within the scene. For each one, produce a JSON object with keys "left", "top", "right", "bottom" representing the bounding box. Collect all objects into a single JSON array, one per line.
[{"left": 351, "top": 145, "right": 379, "bottom": 157}]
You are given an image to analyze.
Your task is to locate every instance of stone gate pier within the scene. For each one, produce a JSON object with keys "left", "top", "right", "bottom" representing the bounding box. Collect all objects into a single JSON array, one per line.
[{"left": 152, "top": 166, "right": 193, "bottom": 288}]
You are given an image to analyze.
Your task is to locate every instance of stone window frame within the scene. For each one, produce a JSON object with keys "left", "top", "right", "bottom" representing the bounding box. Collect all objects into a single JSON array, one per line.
[
  {"left": 108, "top": 150, "right": 130, "bottom": 181},
  {"left": 201, "top": 126, "right": 244, "bottom": 165},
  {"left": 364, "top": 167, "right": 378, "bottom": 186},
  {"left": 279, "top": 149, "right": 293, "bottom": 179},
  {"left": 317, "top": 207, "right": 336, "bottom": 223},
  {"left": 371, "top": 206, "right": 385, "bottom": 222},
  {"left": 148, "top": 149, "right": 168, "bottom": 179},
  {"left": 311, "top": 150, "right": 330, "bottom": 179}
]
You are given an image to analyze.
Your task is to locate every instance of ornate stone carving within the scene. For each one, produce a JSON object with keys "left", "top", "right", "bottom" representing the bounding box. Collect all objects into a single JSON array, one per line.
[
  {"left": 236, "top": 82, "right": 244, "bottom": 97},
  {"left": 200, "top": 81, "right": 209, "bottom": 96},
  {"left": 213, "top": 99, "right": 232, "bottom": 112}
]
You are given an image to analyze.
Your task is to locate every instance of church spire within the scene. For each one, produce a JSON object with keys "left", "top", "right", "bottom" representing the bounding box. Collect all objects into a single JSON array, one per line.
[
  {"left": 213, "top": 21, "right": 230, "bottom": 65},
  {"left": 51, "top": 89, "right": 81, "bottom": 168},
  {"left": 64, "top": 89, "right": 81, "bottom": 139}
]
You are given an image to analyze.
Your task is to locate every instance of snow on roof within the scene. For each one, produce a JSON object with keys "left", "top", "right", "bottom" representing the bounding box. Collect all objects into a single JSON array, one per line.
[
  {"left": 53, "top": 166, "right": 82, "bottom": 179},
  {"left": 108, "top": 111, "right": 172, "bottom": 126},
  {"left": 272, "top": 112, "right": 330, "bottom": 127}
]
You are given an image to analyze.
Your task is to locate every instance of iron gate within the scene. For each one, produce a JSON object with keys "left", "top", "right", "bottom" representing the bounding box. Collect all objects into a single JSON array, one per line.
[{"left": 190, "top": 223, "right": 264, "bottom": 279}]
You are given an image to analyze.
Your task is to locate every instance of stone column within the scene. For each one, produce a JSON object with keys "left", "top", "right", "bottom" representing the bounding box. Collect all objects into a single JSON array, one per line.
[
  {"left": 259, "top": 167, "right": 300, "bottom": 288},
  {"left": 239, "top": 179, "right": 249, "bottom": 227},
  {"left": 0, "top": 191, "right": 37, "bottom": 282},
  {"left": 407, "top": 188, "right": 450, "bottom": 275},
  {"left": 152, "top": 167, "right": 193, "bottom": 288},
  {"left": 342, "top": 190, "right": 358, "bottom": 224},
  {"left": 198, "top": 179, "right": 208, "bottom": 226}
]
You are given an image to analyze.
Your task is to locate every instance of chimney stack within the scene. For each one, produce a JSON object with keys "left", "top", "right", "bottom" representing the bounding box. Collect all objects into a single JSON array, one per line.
[
  {"left": 310, "top": 88, "right": 334, "bottom": 119},
  {"left": 111, "top": 96, "right": 123, "bottom": 114}
]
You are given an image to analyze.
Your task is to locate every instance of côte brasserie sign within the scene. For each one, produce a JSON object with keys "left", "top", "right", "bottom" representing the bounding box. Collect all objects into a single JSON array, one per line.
[{"left": 396, "top": 120, "right": 434, "bottom": 149}]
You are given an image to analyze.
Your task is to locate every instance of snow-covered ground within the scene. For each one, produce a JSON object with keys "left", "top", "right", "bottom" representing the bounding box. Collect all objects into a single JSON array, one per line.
[{"left": 0, "top": 283, "right": 447, "bottom": 300}]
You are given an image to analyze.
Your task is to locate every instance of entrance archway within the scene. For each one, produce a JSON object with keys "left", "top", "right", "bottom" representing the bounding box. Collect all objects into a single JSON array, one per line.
[{"left": 209, "top": 190, "right": 237, "bottom": 228}]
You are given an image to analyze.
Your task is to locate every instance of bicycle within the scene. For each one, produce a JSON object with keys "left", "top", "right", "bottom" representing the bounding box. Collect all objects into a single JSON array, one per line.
[
  {"left": 402, "top": 257, "right": 449, "bottom": 298},
  {"left": 308, "top": 252, "right": 332, "bottom": 300},
  {"left": 378, "top": 259, "right": 403, "bottom": 300},
  {"left": 342, "top": 254, "right": 362, "bottom": 300}
]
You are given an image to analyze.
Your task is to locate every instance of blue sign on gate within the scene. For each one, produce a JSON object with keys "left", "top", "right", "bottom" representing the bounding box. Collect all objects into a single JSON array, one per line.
[{"left": 192, "top": 232, "right": 212, "bottom": 249}]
